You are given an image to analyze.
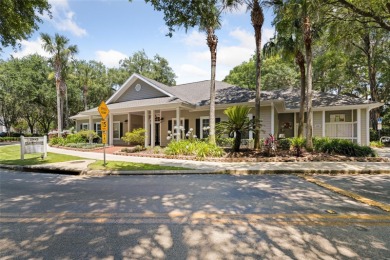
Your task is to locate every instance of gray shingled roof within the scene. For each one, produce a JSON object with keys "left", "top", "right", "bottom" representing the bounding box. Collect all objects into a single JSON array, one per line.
[{"left": 122, "top": 75, "right": 381, "bottom": 109}]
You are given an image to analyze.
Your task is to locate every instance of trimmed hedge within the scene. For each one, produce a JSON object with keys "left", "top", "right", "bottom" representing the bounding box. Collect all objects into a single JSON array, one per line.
[
  {"left": 0, "top": 137, "right": 20, "bottom": 142},
  {"left": 313, "top": 137, "right": 376, "bottom": 157}
]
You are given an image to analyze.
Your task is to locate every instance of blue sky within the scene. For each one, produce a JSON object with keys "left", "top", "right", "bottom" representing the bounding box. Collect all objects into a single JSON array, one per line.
[{"left": 2, "top": 0, "right": 275, "bottom": 84}]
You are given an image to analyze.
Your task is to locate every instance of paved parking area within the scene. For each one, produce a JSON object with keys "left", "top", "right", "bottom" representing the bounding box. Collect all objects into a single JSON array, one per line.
[{"left": 312, "top": 174, "right": 390, "bottom": 206}]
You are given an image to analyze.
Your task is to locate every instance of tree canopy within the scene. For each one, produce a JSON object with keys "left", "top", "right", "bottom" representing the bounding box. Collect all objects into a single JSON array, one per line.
[{"left": 0, "top": 0, "right": 51, "bottom": 50}]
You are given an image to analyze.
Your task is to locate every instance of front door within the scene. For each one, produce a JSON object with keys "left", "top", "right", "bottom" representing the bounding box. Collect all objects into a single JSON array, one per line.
[{"left": 149, "top": 123, "right": 161, "bottom": 146}]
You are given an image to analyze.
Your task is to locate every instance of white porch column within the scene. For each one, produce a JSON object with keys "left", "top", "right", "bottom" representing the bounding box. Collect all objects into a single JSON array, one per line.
[
  {"left": 351, "top": 109, "right": 354, "bottom": 141},
  {"left": 144, "top": 110, "right": 149, "bottom": 147},
  {"left": 357, "top": 109, "right": 361, "bottom": 145},
  {"left": 150, "top": 109, "right": 155, "bottom": 148},
  {"left": 127, "top": 113, "right": 131, "bottom": 134},
  {"left": 322, "top": 110, "right": 326, "bottom": 137},
  {"left": 109, "top": 113, "right": 113, "bottom": 145},
  {"left": 366, "top": 108, "right": 370, "bottom": 145},
  {"left": 271, "top": 102, "right": 275, "bottom": 135},
  {"left": 294, "top": 112, "right": 297, "bottom": 137},
  {"left": 176, "top": 107, "right": 180, "bottom": 141},
  {"left": 88, "top": 116, "right": 93, "bottom": 131}
]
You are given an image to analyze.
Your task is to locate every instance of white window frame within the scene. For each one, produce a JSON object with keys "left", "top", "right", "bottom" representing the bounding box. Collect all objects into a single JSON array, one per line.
[
  {"left": 95, "top": 123, "right": 102, "bottom": 137},
  {"left": 113, "top": 121, "right": 121, "bottom": 140},
  {"left": 248, "top": 113, "right": 253, "bottom": 139},
  {"left": 171, "top": 118, "right": 185, "bottom": 138},
  {"left": 81, "top": 123, "right": 89, "bottom": 130},
  {"left": 200, "top": 116, "right": 210, "bottom": 139}
]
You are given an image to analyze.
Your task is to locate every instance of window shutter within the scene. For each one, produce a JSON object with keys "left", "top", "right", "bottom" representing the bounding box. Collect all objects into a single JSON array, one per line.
[
  {"left": 79, "top": 124, "right": 82, "bottom": 131},
  {"left": 168, "top": 120, "right": 172, "bottom": 131},
  {"left": 196, "top": 119, "right": 200, "bottom": 138},
  {"left": 120, "top": 122, "right": 123, "bottom": 138},
  {"left": 185, "top": 119, "right": 189, "bottom": 133}
]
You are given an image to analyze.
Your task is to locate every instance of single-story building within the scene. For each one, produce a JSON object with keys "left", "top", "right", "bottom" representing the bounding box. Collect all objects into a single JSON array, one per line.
[{"left": 70, "top": 73, "right": 383, "bottom": 147}]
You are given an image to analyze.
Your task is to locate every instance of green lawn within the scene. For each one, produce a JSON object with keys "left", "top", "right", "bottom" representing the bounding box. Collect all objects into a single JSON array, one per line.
[
  {"left": 1, "top": 144, "right": 191, "bottom": 171},
  {"left": 0, "top": 144, "right": 84, "bottom": 166},
  {"left": 88, "top": 161, "right": 190, "bottom": 171}
]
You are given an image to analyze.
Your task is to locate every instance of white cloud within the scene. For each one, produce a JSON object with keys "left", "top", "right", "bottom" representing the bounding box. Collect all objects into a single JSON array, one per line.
[
  {"left": 229, "top": 28, "right": 255, "bottom": 49},
  {"left": 262, "top": 27, "right": 275, "bottom": 45},
  {"left": 95, "top": 50, "right": 127, "bottom": 68},
  {"left": 11, "top": 38, "right": 50, "bottom": 58},
  {"left": 182, "top": 30, "right": 206, "bottom": 47},
  {"left": 174, "top": 64, "right": 209, "bottom": 84},
  {"left": 47, "top": 0, "right": 87, "bottom": 37}
]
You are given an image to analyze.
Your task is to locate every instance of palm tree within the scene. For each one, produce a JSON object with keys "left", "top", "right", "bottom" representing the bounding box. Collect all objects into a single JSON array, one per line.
[
  {"left": 41, "top": 33, "right": 78, "bottom": 137},
  {"left": 224, "top": 0, "right": 265, "bottom": 149},
  {"left": 200, "top": 5, "right": 222, "bottom": 145},
  {"left": 266, "top": 0, "right": 307, "bottom": 137},
  {"left": 217, "top": 105, "right": 252, "bottom": 152},
  {"left": 74, "top": 60, "right": 96, "bottom": 111}
]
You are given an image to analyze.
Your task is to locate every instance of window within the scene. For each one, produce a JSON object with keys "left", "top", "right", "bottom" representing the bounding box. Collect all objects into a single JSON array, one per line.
[
  {"left": 171, "top": 118, "right": 185, "bottom": 139},
  {"left": 95, "top": 123, "right": 102, "bottom": 137},
  {"left": 81, "top": 123, "right": 89, "bottom": 130},
  {"left": 200, "top": 117, "right": 210, "bottom": 139},
  {"left": 113, "top": 121, "right": 120, "bottom": 139},
  {"left": 330, "top": 114, "right": 345, "bottom": 122}
]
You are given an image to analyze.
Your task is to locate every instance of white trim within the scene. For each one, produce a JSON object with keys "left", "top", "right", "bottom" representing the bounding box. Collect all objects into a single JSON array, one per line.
[
  {"left": 113, "top": 121, "right": 121, "bottom": 140},
  {"left": 88, "top": 116, "right": 93, "bottom": 131},
  {"left": 322, "top": 110, "right": 325, "bottom": 137},
  {"left": 176, "top": 107, "right": 180, "bottom": 141},
  {"left": 200, "top": 116, "right": 210, "bottom": 139},
  {"left": 81, "top": 123, "right": 89, "bottom": 131},
  {"left": 171, "top": 117, "right": 185, "bottom": 139},
  {"left": 294, "top": 112, "right": 297, "bottom": 137},
  {"left": 127, "top": 113, "right": 131, "bottom": 133},
  {"left": 144, "top": 110, "right": 149, "bottom": 147},
  {"left": 95, "top": 122, "right": 102, "bottom": 137},
  {"left": 357, "top": 109, "right": 361, "bottom": 145},
  {"left": 248, "top": 113, "right": 253, "bottom": 139},
  {"left": 351, "top": 109, "right": 354, "bottom": 140},
  {"left": 106, "top": 73, "right": 173, "bottom": 104},
  {"left": 109, "top": 113, "right": 114, "bottom": 145},
  {"left": 151, "top": 110, "right": 155, "bottom": 148}
]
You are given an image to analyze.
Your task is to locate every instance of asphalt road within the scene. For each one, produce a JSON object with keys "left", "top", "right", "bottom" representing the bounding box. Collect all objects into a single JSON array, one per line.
[{"left": 1, "top": 169, "right": 389, "bottom": 259}]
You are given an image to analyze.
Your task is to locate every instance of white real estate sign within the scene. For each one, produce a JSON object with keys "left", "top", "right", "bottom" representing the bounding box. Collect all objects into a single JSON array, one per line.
[{"left": 20, "top": 136, "right": 47, "bottom": 160}]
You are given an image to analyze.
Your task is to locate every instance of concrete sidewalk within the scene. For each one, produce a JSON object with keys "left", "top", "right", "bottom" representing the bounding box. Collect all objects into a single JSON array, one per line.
[{"left": 45, "top": 146, "right": 390, "bottom": 175}]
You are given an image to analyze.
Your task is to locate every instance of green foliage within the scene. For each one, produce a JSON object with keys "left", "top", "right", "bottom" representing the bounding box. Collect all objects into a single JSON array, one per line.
[
  {"left": 370, "top": 141, "right": 384, "bottom": 148},
  {"left": 64, "top": 143, "right": 104, "bottom": 149},
  {"left": 313, "top": 137, "right": 377, "bottom": 157},
  {"left": 278, "top": 138, "right": 292, "bottom": 150},
  {"left": 223, "top": 55, "right": 299, "bottom": 90},
  {"left": 74, "top": 130, "right": 99, "bottom": 142},
  {"left": 0, "top": 0, "right": 51, "bottom": 50},
  {"left": 165, "top": 140, "right": 224, "bottom": 158},
  {"left": 0, "top": 137, "right": 20, "bottom": 142},
  {"left": 49, "top": 137, "right": 66, "bottom": 146},
  {"left": 216, "top": 137, "right": 234, "bottom": 148},
  {"left": 290, "top": 137, "right": 306, "bottom": 157},
  {"left": 370, "top": 127, "right": 390, "bottom": 142},
  {"left": 119, "top": 50, "right": 177, "bottom": 86},
  {"left": 122, "top": 128, "right": 146, "bottom": 147},
  {"left": 217, "top": 105, "right": 253, "bottom": 152}
]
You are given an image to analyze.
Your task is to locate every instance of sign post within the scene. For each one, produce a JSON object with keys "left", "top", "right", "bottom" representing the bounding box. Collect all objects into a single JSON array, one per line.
[{"left": 98, "top": 101, "right": 110, "bottom": 166}]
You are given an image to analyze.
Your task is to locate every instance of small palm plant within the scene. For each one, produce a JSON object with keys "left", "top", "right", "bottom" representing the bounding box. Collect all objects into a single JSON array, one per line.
[{"left": 217, "top": 105, "right": 253, "bottom": 152}]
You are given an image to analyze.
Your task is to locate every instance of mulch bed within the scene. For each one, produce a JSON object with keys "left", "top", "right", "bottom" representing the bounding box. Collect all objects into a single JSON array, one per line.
[{"left": 114, "top": 149, "right": 390, "bottom": 163}]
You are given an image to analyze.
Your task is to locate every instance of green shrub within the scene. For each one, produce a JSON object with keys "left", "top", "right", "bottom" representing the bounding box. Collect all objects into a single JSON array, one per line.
[
  {"left": 122, "top": 128, "right": 146, "bottom": 147},
  {"left": 49, "top": 137, "right": 65, "bottom": 146},
  {"left": 151, "top": 146, "right": 164, "bottom": 154},
  {"left": 216, "top": 137, "right": 234, "bottom": 148},
  {"left": 76, "top": 130, "right": 99, "bottom": 143},
  {"left": 165, "top": 140, "right": 224, "bottom": 158},
  {"left": 66, "top": 133, "right": 87, "bottom": 144},
  {"left": 0, "top": 137, "right": 20, "bottom": 142},
  {"left": 290, "top": 137, "right": 306, "bottom": 157},
  {"left": 278, "top": 138, "right": 291, "bottom": 150},
  {"left": 314, "top": 138, "right": 377, "bottom": 157},
  {"left": 313, "top": 137, "right": 331, "bottom": 152},
  {"left": 370, "top": 141, "right": 384, "bottom": 148}
]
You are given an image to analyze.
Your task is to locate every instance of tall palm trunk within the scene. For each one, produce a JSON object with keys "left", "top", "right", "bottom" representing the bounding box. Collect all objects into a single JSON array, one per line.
[
  {"left": 207, "top": 27, "right": 218, "bottom": 145},
  {"left": 295, "top": 50, "right": 306, "bottom": 138},
  {"left": 56, "top": 78, "right": 62, "bottom": 137},
  {"left": 251, "top": 0, "right": 264, "bottom": 150},
  {"left": 304, "top": 16, "right": 313, "bottom": 150},
  {"left": 83, "top": 84, "right": 88, "bottom": 111}
]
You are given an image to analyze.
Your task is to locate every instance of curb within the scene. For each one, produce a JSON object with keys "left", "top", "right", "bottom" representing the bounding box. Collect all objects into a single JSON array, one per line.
[
  {"left": 2, "top": 165, "right": 390, "bottom": 176},
  {"left": 302, "top": 175, "right": 390, "bottom": 212}
]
